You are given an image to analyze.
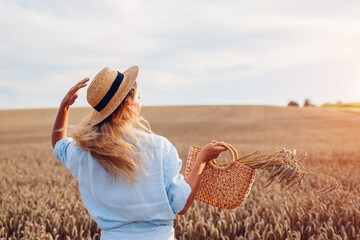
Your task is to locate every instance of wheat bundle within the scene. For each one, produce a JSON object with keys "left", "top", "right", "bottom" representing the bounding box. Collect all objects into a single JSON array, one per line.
[
  {"left": 186, "top": 143, "right": 338, "bottom": 209},
  {"left": 224, "top": 146, "right": 338, "bottom": 193}
]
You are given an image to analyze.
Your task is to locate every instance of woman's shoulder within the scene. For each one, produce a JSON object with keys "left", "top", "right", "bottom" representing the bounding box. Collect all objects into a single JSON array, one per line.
[
  {"left": 54, "top": 137, "right": 87, "bottom": 155},
  {"left": 139, "top": 131, "right": 174, "bottom": 152}
]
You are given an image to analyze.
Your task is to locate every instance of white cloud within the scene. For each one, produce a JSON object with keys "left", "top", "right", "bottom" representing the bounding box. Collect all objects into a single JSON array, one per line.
[
  {"left": 1, "top": 0, "right": 360, "bottom": 108},
  {"left": 140, "top": 69, "right": 202, "bottom": 91}
]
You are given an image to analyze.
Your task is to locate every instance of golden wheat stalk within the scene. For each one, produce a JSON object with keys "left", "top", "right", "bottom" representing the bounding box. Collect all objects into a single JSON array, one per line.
[{"left": 233, "top": 148, "right": 337, "bottom": 193}]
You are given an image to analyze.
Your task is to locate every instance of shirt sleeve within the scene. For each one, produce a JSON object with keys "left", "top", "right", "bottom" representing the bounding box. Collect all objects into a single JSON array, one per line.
[
  {"left": 163, "top": 143, "right": 192, "bottom": 214},
  {"left": 53, "top": 137, "right": 78, "bottom": 178}
]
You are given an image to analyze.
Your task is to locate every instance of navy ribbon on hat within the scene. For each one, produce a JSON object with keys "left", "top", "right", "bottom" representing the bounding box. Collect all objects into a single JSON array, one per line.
[{"left": 94, "top": 72, "right": 124, "bottom": 112}]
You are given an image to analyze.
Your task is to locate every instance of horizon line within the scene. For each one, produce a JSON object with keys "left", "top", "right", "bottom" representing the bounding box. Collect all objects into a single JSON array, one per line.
[{"left": 0, "top": 103, "right": 293, "bottom": 111}]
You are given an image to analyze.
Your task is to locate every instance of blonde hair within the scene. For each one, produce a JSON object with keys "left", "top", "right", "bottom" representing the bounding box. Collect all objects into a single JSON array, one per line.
[{"left": 71, "top": 82, "right": 152, "bottom": 184}]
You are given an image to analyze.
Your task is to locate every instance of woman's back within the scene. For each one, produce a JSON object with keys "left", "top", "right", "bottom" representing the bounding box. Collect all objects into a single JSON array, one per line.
[
  {"left": 51, "top": 66, "right": 226, "bottom": 239},
  {"left": 54, "top": 132, "right": 191, "bottom": 239}
]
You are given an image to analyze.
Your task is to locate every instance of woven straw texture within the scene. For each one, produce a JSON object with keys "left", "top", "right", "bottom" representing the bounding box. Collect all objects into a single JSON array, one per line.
[
  {"left": 185, "top": 144, "right": 256, "bottom": 209},
  {"left": 86, "top": 66, "right": 139, "bottom": 126}
]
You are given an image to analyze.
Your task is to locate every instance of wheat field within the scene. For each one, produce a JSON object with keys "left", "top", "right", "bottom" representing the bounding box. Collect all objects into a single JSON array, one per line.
[{"left": 0, "top": 105, "right": 359, "bottom": 239}]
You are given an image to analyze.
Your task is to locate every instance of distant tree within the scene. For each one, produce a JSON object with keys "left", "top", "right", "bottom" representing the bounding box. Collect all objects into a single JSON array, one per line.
[
  {"left": 288, "top": 101, "right": 299, "bottom": 107},
  {"left": 304, "top": 98, "right": 312, "bottom": 107},
  {"left": 336, "top": 101, "right": 343, "bottom": 105},
  {"left": 304, "top": 99, "right": 309, "bottom": 107}
]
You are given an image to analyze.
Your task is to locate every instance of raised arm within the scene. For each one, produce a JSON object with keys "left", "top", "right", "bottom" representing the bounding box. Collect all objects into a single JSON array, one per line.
[
  {"left": 178, "top": 141, "right": 226, "bottom": 215},
  {"left": 51, "top": 78, "right": 89, "bottom": 148}
]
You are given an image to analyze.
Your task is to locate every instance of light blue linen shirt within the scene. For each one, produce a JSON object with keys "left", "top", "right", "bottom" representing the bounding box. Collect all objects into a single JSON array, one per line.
[{"left": 53, "top": 132, "right": 191, "bottom": 240}]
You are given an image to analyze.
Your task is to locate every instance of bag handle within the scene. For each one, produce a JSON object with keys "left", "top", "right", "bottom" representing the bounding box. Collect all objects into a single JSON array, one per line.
[{"left": 209, "top": 143, "right": 239, "bottom": 167}]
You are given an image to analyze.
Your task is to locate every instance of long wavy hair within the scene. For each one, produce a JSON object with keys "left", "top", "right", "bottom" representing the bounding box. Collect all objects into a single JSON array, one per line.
[{"left": 70, "top": 82, "right": 152, "bottom": 184}]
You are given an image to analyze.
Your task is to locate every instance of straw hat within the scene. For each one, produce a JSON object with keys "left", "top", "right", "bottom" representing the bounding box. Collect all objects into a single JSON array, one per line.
[{"left": 85, "top": 66, "right": 139, "bottom": 125}]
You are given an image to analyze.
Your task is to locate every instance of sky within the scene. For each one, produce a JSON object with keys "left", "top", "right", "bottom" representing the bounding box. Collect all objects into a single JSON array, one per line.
[{"left": 1, "top": 0, "right": 360, "bottom": 109}]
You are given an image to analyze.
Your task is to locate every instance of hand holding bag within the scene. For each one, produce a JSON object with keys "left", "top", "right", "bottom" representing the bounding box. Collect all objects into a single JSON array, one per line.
[{"left": 185, "top": 143, "right": 256, "bottom": 209}]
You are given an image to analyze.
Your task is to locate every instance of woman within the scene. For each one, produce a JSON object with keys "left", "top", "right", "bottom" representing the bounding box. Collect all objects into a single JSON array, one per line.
[{"left": 51, "top": 66, "right": 226, "bottom": 240}]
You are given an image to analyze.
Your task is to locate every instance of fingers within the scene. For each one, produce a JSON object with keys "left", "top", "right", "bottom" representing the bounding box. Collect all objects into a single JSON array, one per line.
[
  {"left": 79, "top": 78, "right": 90, "bottom": 84},
  {"left": 209, "top": 146, "right": 227, "bottom": 157},
  {"left": 201, "top": 141, "right": 227, "bottom": 160},
  {"left": 77, "top": 79, "right": 89, "bottom": 87},
  {"left": 206, "top": 141, "right": 227, "bottom": 153},
  {"left": 215, "top": 146, "right": 227, "bottom": 152},
  {"left": 211, "top": 141, "right": 225, "bottom": 148},
  {"left": 68, "top": 78, "right": 89, "bottom": 95},
  {"left": 61, "top": 78, "right": 89, "bottom": 107}
]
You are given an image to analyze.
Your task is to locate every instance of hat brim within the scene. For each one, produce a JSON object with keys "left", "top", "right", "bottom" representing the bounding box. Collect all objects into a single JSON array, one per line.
[{"left": 86, "top": 66, "right": 139, "bottom": 126}]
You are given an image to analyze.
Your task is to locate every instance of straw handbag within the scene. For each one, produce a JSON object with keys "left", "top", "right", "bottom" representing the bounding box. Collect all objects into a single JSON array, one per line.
[{"left": 185, "top": 143, "right": 256, "bottom": 209}]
